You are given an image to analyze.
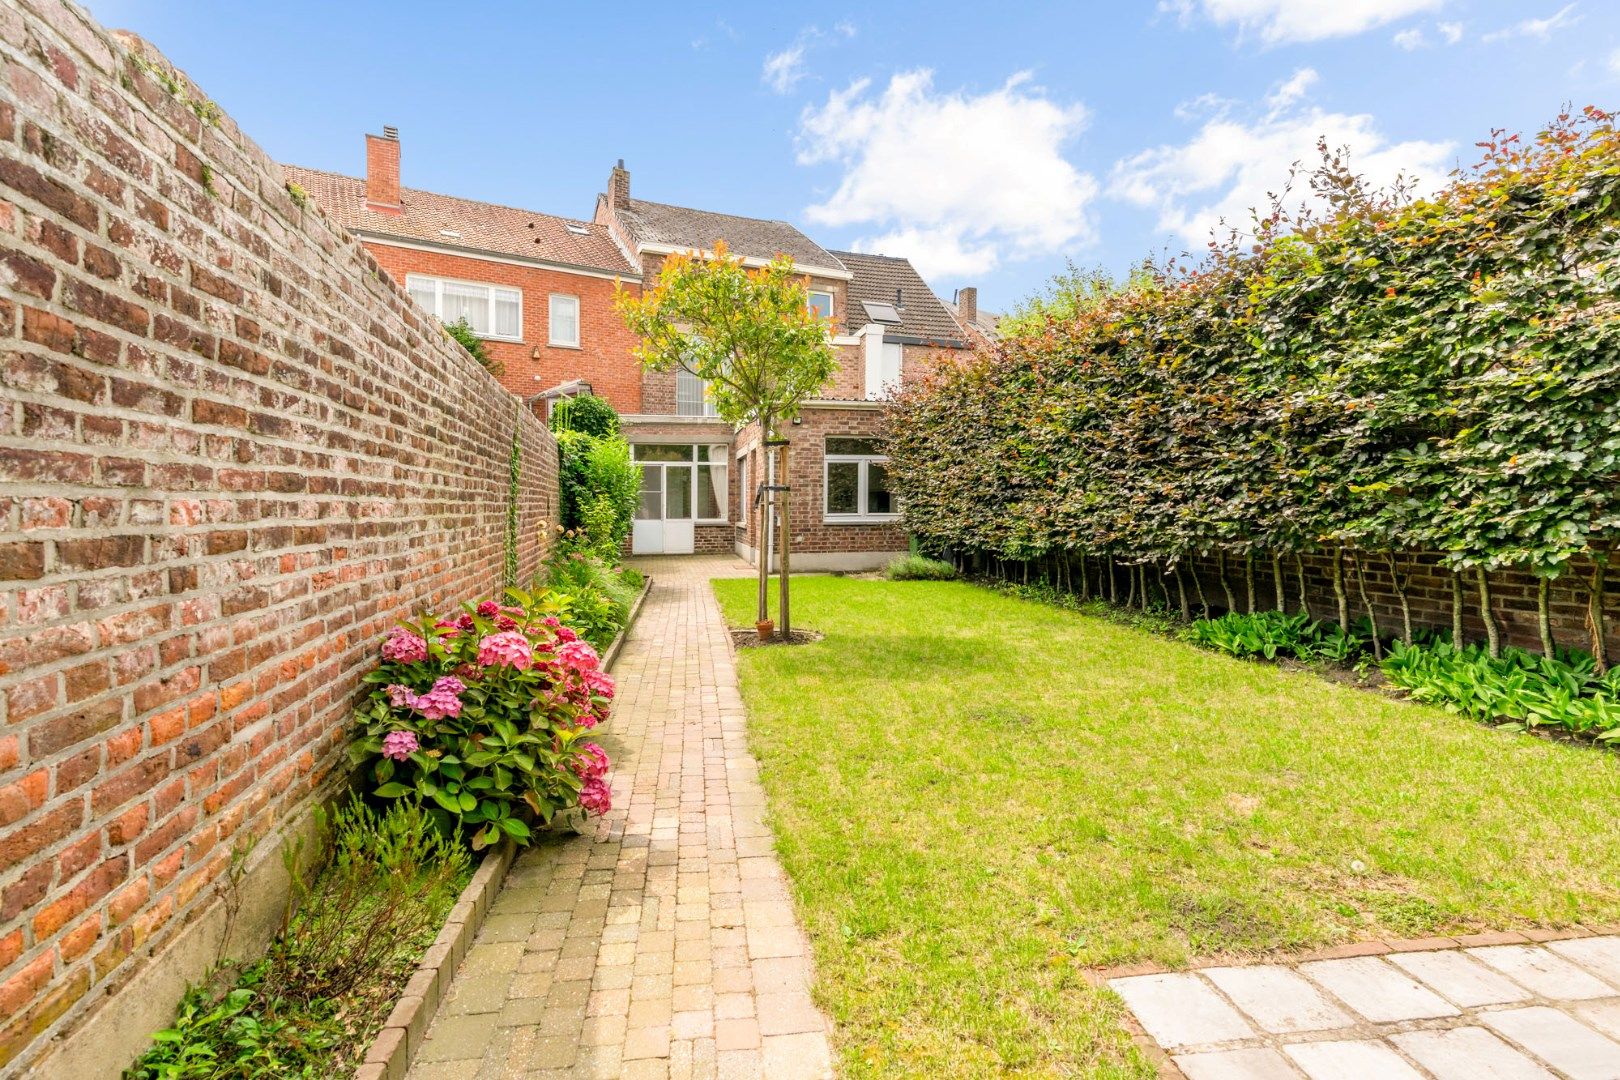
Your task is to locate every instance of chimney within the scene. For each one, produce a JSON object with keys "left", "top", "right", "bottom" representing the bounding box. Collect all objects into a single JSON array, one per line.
[
  {"left": 957, "top": 286, "right": 978, "bottom": 324},
  {"left": 609, "top": 159, "right": 630, "bottom": 209},
  {"left": 365, "top": 127, "right": 401, "bottom": 214}
]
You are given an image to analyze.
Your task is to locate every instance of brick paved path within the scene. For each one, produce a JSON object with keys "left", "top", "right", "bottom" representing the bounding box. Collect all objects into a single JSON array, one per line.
[
  {"left": 1109, "top": 934, "right": 1620, "bottom": 1078},
  {"left": 408, "top": 556, "right": 834, "bottom": 1079}
]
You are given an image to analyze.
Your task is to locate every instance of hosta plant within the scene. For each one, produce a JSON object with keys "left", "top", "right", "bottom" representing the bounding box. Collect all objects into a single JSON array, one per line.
[{"left": 349, "top": 587, "right": 614, "bottom": 848}]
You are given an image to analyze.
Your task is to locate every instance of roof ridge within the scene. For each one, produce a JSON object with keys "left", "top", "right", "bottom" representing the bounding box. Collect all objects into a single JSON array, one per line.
[
  {"left": 627, "top": 196, "right": 800, "bottom": 229},
  {"left": 829, "top": 249, "right": 914, "bottom": 263},
  {"left": 281, "top": 163, "right": 599, "bottom": 231}
]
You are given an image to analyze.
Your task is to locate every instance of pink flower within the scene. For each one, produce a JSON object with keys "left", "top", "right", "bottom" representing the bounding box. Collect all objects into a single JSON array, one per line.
[
  {"left": 476, "top": 600, "right": 500, "bottom": 618},
  {"left": 496, "top": 615, "right": 518, "bottom": 632},
  {"left": 574, "top": 741, "right": 610, "bottom": 780},
  {"left": 584, "top": 670, "right": 615, "bottom": 698},
  {"left": 477, "top": 630, "right": 533, "bottom": 669},
  {"left": 555, "top": 624, "right": 579, "bottom": 644},
  {"left": 543, "top": 616, "right": 561, "bottom": 630},
  {"left": 434, "top": 619, "right": 462, "bottom": 638},
  {"left": 579, "top": 776, "right": 611, "bottom": 815},
  {"left": 382, "top": 627, "right": 428, "bottom": 664},
  {"left": 557, "top": 639, "right": 600, "bottom": 672},
  {"left": 385, "top": 684, "right": 416, "bottom": 708},
  {"left": 381, "top": 730, "right": 419, "bottom": 761},
  {"left": 412, "top": 675, "right": 465, "bottom": 720},
  {"left": 456, "top": 613, "right": 475, "bottom": 630}
]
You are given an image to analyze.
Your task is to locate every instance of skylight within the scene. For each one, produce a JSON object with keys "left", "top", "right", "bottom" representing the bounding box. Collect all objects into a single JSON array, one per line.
[
  {"left": 564, "top": 222, "right": 589, "bottom": 236},
  {"left": 861, "top": 300, "right": 902, "bottom": 325}
]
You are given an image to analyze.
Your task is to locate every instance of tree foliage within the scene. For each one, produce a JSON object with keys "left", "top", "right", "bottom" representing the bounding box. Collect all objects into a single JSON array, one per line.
[
  {"left": 550, "top": 393, "right": 620, "bottom": 438},
  {"left": 889, "top": 108, "right": 1620, "bottom": 658},
  {"left": 443, "top": 317, "right": 505, "bottom": 377}
]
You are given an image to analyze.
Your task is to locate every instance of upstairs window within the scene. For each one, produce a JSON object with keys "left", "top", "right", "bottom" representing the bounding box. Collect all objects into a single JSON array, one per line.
[
  {"left": 825, "top": 437, "right": 896, "bottom": 522},
  {"left": 675, "top": 368, "right": 718, "bottom": 416},
  {"left": 405, "top": 274, "right": 521, "bottom": 340},
  {"left": 549, "top": 294, "right": 580, "bottom": 347},
  {"left": 807, "top": 289, "right": 834, "bottom": 321}
]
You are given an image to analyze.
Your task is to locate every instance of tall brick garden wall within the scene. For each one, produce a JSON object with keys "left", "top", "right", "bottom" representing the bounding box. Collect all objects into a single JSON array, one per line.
[{"left": 0, "top": 1, "right": 558, "bottom": 1072}]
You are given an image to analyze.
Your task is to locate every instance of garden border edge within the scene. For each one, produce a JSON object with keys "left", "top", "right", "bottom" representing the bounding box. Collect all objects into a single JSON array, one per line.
[
  {"left": 601, "top": 574, "right": 653, "bottom": 672},
  {"left": 353, "top": 837, "right": 518, "bottom": 1080}
]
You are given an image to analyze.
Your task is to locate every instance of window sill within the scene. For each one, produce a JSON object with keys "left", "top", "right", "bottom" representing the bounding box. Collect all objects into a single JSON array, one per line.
[
  {"left": 475, "top": 334, "right": 525, "bottom": 344},
  {"left": 547, "top": 341, "right": 582, "bottom": 350},
  {"left": 822, "top": 515, "right": 901, "bottom": 526}
]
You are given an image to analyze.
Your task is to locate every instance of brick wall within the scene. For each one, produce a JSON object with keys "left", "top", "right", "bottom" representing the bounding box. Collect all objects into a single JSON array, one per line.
[
  {"left": 363, "top": 242, "right": 644, "bottom": 413},
  {"left": 0, "top": 3, "right": 558, "bottom": 1071}
]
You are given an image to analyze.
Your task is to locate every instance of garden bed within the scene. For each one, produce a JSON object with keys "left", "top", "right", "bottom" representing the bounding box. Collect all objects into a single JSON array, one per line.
[
  {"left": 712, "top": 574, "right": 1620, "bottom": 1078},
  {"left": 600, "top": 572, "right": 652, "bottom": 671}
]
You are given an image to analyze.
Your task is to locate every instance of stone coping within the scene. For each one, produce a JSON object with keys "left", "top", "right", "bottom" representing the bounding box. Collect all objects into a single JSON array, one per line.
[
  {"left": 601, "top": 573, "right": 654, "bottom": 672},
  {"left": 1088, "top": 926, "right": 1620, "bottom": 1079},
  {"left": 354, "top": 839, "right": 518, "bottom": 1080}
]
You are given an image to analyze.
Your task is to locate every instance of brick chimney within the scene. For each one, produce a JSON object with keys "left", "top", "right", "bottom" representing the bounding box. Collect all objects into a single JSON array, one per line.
[
  {"left": 365, "top": 126, "right": 401, "bottom": 214},
  {"left": 957, "top": 287, "right": 978, "bottom": 324},
  {"left": 609, "top": 159, "right": 630, "bottom": 209}
]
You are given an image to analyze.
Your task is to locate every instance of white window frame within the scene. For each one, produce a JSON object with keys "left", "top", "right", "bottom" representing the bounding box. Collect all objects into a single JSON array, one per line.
[
  {"left": 632, "top": 443, "right": 729, "bottom": 523},
  {"left": 737, "top": 450, "right": 750, "bottom": 526},
  {"left": 404, "top": 273, "right": 523, "bottom": 342},
  {"left": 807, "top": 289, "right": 835, "bottom": 321},
  {"left": 824, "top": 439, "right": 898, "bottom": 524},
  {"left": 548, "top": 293, "right": 580, "bottom": 348},
  {"left": 675, "top": 368, "right": 719, "bottom": 416}
]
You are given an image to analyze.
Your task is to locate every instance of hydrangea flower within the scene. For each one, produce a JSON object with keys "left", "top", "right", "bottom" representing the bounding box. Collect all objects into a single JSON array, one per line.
[
  {"left": 382, "top": 627, "right": 428, "bottom": 663},
  {"left": 557, "top": 639, "right": 600, "bottom": 672},
  {"left": 574, "top": 741, "right": 610, "bottom": 780},
  {"left": 496, "top": 615, "right": 518, "bottom": 632},
  {"left": 381, "top": 730, "right": 419, "bottom": 761},
  {"left": 584, "top": 670, "right": 615, "bottom": 698},
  {"left": 413, "top": 676, "right": 465, "bottom": 720},
  {"left": 434, "top": 619, "right": 463, "bottom": 638},
  {"left": 477, "top": 630, "right": 534, "bottom": 670},
  {"left": 385, "top": 684, "right": 416, "bottom": 708},
  {"left": 554, "top": 624, "right": 579, "bottom": 644},
  {"left": 579, "top": 777, "right": 611, "bottom": 815},
  {"left": 476, "top": 600, "right": 500, "bottom": 618}
]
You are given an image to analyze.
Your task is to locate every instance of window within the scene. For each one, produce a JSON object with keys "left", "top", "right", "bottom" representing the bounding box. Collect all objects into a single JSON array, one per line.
[
  {"left": 549, "top": 294, "right": 580, "bottom": 347},
  {"left": 824, "top": 437, "right": 895, "bottom": 521},
  {"left": 807, "top": 290, "right": 834, "bottom": 321},
  {"left": 405, "top": 274, "right": 521, "bottom": 340},
  {"left": 632, "top": 443, "right": 727, "bottom": 521},
  {"left": 675, "top": 368, "right": 718, "bottom": 416},
  {"left": 737, "top": 452, "right": 750, "bottom": 526}
]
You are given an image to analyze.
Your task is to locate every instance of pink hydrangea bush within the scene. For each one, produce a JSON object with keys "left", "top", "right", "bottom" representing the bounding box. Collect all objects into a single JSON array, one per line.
[{"left": 350, "top": 586, "right": 615, "bottom": 848}]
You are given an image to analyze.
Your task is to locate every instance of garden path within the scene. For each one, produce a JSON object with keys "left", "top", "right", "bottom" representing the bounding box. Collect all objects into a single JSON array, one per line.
[
  {"left": 1108, "top": 933, "right": 1620, "bottom": 1078},
  {"left": 406, "top": 555, "right": 834, "bottom": 1079}
]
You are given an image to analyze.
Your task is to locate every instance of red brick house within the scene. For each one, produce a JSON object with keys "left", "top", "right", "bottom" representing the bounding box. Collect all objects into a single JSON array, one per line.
[
  {"left": 282, "top": 130, "right": 645, "bottom": 411},
  {"left": 285, "top": 137, "right": 977, "bottom": 568}
]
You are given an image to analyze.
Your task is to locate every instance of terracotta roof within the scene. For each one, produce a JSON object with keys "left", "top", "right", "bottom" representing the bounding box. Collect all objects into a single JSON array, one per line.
[
  {"left": 944, "top": 299, "right": 1001, "bottom": 342},
  {"left": 617, "top": 198, "right": 845, "bottom": 271},
  {"left": 830, "top": 251, "right": 965, "bottom": 346},
  {"left": 281, "top": 165, "right": 638, "bottom": 276}
]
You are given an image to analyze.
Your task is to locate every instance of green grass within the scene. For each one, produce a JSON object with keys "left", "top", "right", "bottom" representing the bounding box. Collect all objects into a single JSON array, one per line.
[{"left": 713, "top": 576, "right": 1620, "bottom": 1078}]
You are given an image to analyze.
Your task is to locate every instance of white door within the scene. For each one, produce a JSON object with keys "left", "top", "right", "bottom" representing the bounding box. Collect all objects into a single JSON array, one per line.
[
  {"left": 662, "top": 464, "right": 695, "bottom": 555},
  {"left": 631, "top": 465, "right": 664, "bottom": 555}
]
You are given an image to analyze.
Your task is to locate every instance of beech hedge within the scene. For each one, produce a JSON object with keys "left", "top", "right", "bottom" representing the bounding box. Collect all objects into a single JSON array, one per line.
[{"left": 888, "top": 109, "right": 1620, "bottom": 666}]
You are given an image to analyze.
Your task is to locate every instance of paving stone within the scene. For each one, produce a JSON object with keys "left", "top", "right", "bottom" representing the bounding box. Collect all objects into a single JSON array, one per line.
[
  {"left": 1173, "top": 1047, "right": 1302, "bottom": 1080},
  {"left": 1575, "top": 1000, "right": 1620, "bottom": 1041},
  {"left": 1299, "top": 957, "right": 1459, "bottom": 1023},
  {"left": 1108, "top": 973, "right": 1256, "bottom": 1049},
  {"left": 415, "top": 1014, "right": 499, "bottom": 1062},
  {"left": 1282, "top": 1039, "right": 1425, "bottom": 1080},
  {"left": 1388, "top": 948, "right": 1535, "bottom": 1008},
  {"left": 1479, "top": 1006, "right": 1620, "bottom": 1079},
  {"left": 1390, "top": 1027, "right": 1555, "bottom": 1079},
  {"left": 1550, "top": 937, "right": 1620, "bottom": 989},
  {"left": 759, "top": 1032, "right": 834, "bottom": 1079},
  {"left": 1468, "top": 945, "right": 1619, "bottom": 1001},
  {"left": 1202, "top": 965, "right": 1354, "bottom": 1033}
]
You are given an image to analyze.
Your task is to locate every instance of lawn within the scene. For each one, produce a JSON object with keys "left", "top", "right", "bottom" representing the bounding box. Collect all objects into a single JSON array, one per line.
[{"left": 712, "top": 576, "right": 1620, "bottom": 1078}]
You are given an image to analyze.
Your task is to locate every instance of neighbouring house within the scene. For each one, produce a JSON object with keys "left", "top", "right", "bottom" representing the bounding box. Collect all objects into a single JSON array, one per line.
[
  {"left": 945, "top": 286, "right": 1000, "bottom": 345},
  {"left": 282, "top": 130, "right": 645, "bottom": 411},
  {"left": 288, "top": 140, "right": 979, "bottom": 569}
]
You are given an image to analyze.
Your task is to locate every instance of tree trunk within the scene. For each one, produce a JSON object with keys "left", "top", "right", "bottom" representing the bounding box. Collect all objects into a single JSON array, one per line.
[
  {"left": 1125, "top": 562, "right": 1137, "bottom": 608},
  {"left": 1353, "top": 554, "right": 1382, "bottom": 659},
  {"left": 1174, "top": 562, "right": 1190, "bottom": 621},
  {"left": 1271, "top": 553, "right": 1285, "bottom": 614},
  {"left": 756, "top": 415, "right": 772, "bottom": 625},
  {"left": 778, "top": 440, "right": 791, "bottom": 638},
  {"left": 1385, "top": 553, "right": 1413, "bottom": 646},
  {"left": 1244, "top": 553, "right": 1256, "bottom": 614},
  {"left": 1294, "top": 554, "right": 1312, "bottom": 619},
  {"left": 1536, "top": 574, "right": 1555, "bottom": 658},
  {"left": 1451, "top": 571, "right": 1465, "bottom": 647},
  {"left": 1107, "top": 557, "right": 1117, "bottom": 604},
  {"left": 1588, "top": 562, "right": 1608, "bottom": 674},
  {"left": 1332, "top": 547, "right": 1349, "bottom": 630},
  {"left": 1477, "top": 567, "right": 1501, "bottom": 659},
  {"left": 1192, "top": 563, "right": 1210, "bottom": 619},
  {"left": 1138, "top": 564, "right": 1149, "bottom": 612},
  {"left": 1216, "top": 551, "right": 1237, "bottom": 614},
  {"left": 1078, "top": 554, "right": 1090, "bottom": 600}
]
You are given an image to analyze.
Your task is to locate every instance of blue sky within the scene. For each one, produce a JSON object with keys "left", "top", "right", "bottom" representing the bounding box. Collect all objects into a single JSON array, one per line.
[{"left": 84, "top": 1, "right": 1620, "bottom": 312}]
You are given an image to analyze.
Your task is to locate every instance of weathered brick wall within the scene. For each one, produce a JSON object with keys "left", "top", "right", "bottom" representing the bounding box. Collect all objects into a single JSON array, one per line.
[{"left": 0, "top": 2, "right": 557, "bottom": 1071}]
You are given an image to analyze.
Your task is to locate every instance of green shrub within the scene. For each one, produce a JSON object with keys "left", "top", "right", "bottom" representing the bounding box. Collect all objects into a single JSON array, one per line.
[
  {"left": 1186, "top": 611, "right": 1369, "bottom": 663},
  {"left": 550, "top": 393, "right": 619, "bottom": 438},
  {"left": 545, "top": 549, "right": 640, "bottom": 649},
  {"left": 442, "top": 317, "right": 504, "bottom": 377},
  {"left": 1381, "top": 640, "right": 1620, "bottom": 739},
  {"left": 556, "top": 428, "right": 639, "bottom": 553},
  {"left": 884, "top": 554, "right": 957, "bottom": 581}
]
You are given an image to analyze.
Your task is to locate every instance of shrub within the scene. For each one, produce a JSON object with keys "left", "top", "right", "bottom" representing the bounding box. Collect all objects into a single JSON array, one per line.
[
  {"left": 348, "top": 587, "right": 615, "bottom": 849},
  {"left": 556, "top": 429, "right": 639, "bottom": 553},
  {"left": 550, "top": 393, "right": 619, "bottom": 438},
  {"left": 545, "top": 544, "right": 640, "bottom": 650},
  {"left": 1187, "top": 611, "right": 1370, "bottom": 663},
  {"left": 1381, "top": 640, "right": 1620, "bottom": 739},
  {"left": 884, "top": 554, "right": 957, "bottom": 581},
  {"left": 443, "top": 317, "right": 504, "bottom": 377}
]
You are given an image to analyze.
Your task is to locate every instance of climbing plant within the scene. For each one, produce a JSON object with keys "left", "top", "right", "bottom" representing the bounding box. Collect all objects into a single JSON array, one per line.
[
  {"left": 889, "top": 108, "right": 1620, "bottom": 666},
  {"left": 505, "top": 404, "right": 520, "bottom": 589}
]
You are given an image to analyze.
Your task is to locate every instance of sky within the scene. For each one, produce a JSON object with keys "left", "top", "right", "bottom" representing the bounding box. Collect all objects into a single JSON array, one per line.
[{"left": 82, "top": 0, "right": 1620, "bottom": 314}]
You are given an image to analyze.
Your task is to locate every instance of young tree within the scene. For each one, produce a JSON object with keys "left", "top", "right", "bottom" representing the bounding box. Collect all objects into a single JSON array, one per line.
[{"left": 617, "top": 242, "right": 837, "bottom": 632}]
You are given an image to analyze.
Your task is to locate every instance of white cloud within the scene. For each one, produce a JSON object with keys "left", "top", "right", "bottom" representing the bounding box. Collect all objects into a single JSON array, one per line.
[
  {"left": 1438, "top": 20, "right": 1464, "bottom": 43},
  {"left": 1110, "top": 71, "right": 1455, "bottom": 245},
  {"left": 1266, "top": 68, "right": 1319, "bottom": 112},
  {"left": 762, "top": 45, "right": 808, "bottom": 93},
  {"left": 796, "top": 70, "right": 1096, "bottom": 279},
  {"left": 1393, "top": 27, "right": 1426, "bottom": 48},
  {"left": 1163, "top": 0, "right": 1445, "bottom": 44},
  {"left": 1482, "top": 3, "right": 1579, "bottom": 43}
]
